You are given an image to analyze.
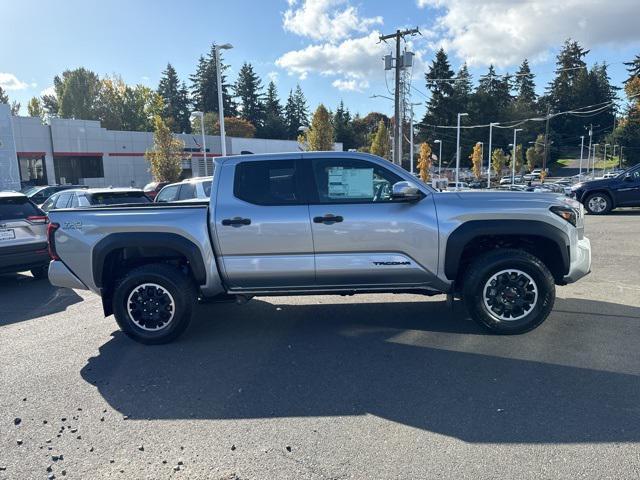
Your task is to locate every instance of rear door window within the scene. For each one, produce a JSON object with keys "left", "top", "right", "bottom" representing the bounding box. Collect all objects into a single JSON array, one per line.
[
  {"left": 88, "top": 192, "right": 151, "bottom": 205},
  {"left": 234, "top": 160, "right": 300, "bottom": 205},
  {"left": 0, "top": 196, "right": 40, "bottom": 221},
  {"left": 155, "top": 185, "right": 180, "bottom": 203},
  {"left": 178, "top": 183, "right": 196, "bottom": 200},
  {"left": 55, "top": 192, "right": 73, "bottom": 209}
]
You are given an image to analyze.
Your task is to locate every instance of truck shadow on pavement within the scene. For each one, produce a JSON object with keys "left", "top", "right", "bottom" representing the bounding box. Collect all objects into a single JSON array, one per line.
[
  {"left": 81, "top": 297, "right": 640, "bottom": 444},
  {"left": 0, "top": 273, "right": 83, "bottom": 326}
]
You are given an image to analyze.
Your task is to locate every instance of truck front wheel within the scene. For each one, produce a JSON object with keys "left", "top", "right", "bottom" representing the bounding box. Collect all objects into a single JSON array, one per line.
[
  {"left": 112, "top": 264, "right": 196, "bottom": 344},
  {"left": 462, "top": 249, "right": 555, "bottom": 334}
]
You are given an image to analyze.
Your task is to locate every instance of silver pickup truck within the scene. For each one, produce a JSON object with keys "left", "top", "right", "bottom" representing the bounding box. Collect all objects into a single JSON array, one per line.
[{"left": 47, "top": 152, "right": 591, "bottom": 344}]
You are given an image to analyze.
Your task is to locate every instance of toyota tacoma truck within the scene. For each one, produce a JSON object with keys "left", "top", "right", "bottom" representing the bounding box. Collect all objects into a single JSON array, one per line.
[{"left": 46, "top": 152, "right": 591, "bottom": 344}]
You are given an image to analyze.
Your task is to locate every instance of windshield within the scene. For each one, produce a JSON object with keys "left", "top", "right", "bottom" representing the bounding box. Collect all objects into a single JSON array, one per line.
[
  {"left": 87, "top": 192, "right": 151, "bottom": 205},
  {"left": 21, "top": 186, "right": 43, "bottom": 196}
]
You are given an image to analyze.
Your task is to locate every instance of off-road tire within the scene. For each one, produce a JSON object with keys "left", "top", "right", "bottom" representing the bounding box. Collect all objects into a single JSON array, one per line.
[
  {"left": 462, "top": 249, "right": 555, "bottom": 334},
  {"left": 112, "top": 263, "right": 196, "bottom": 344}
]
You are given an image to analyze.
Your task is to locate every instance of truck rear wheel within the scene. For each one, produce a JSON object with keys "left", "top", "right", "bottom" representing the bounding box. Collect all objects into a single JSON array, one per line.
[
  {"left": 462, "top": 249, "right": 555, "bottom": 334},
  {"left": 112, "top": 264, "right": 195, "bottom": 344}
]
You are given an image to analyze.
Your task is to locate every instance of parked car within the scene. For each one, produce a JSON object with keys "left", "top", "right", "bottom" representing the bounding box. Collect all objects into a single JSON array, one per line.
[
  {"left": 47, "top": 152, "right": 591, "bottom": 344},
  {"left": 41, "top": 188, "right": 151, "bottom": 213},
  {"left": 446, "top": 181, "right": 470, "bottom": 190},
  {"left": 571, "top": 164, "right": 640, "bottom": 214},
  {"left": 499, "top": 175, "right": 523, "bottom": 185},
  {"left": 143, "top": 181, "right": 169, "bottom": 201},
  {"left": 0, "top": 192, "right": 50, "bottom": 279},
  {"left": 154, "top": 177, "right": 212, "bottom": 203},
  {"left": 21, "top": 185, "right": 87, "bottom": 206}
]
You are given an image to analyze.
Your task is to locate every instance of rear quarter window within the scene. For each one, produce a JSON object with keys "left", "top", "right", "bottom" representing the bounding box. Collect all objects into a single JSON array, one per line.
[
  {"left": 0, "top": 197, "right": 40, "bottom": 221},
  {"left": 88, "top": 192, "right": 151, "bottom": 205}
]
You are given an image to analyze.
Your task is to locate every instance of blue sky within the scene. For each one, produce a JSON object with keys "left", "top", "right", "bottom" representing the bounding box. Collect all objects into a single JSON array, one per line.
[{"left": 2, "top": 0, "right": 639, "bottom": 122}]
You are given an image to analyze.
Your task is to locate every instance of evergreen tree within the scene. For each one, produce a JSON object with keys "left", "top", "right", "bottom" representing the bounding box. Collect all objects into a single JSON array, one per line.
[
  {"left": 420, "top": 48, "right": 455, "bottom": 130},
  {"left": 333, "top": 101, "right": 355, "bottom": 150},
  {"left": 261, "top": 81, "right": 287, "bottom": 139},
  {"left": 452, "top": 63, "right": 473, "bottom": 114},
  {"left": 284, "top": 84, "right": 309, "bottom": 139},
  {"left": 0, "top": 86, "right": 8, "bottom": 104},
  {"left": 27, "top": 97, "right": 44, "bottom": 118},
  {"left": 623, "top": 54, "right": 640, "bottom": 83},
  {"left": 157, "top": 64, "right": 191, "bottom": 133},
  {"left": 514, "top": 59, "right": 537, "bottom": 108},
  {"left": 190, "top": 44, "right": 236, "bottom": 117},
  {"left": 234, "top": 62, "right": 265, "bottom": 129}
]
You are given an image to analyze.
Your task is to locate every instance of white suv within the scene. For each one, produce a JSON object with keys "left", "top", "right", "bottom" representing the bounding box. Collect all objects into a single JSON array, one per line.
[{"left": 155, "top": 177, "right": 212, "bottom": 203}]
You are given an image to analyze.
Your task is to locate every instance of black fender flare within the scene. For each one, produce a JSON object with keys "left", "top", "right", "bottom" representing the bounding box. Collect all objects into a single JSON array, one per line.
[
  {"left": 444, "top": 220, "right": 570, "bottom": 280},
  {"left": 92, "top": 232, "right": 207, "bottom": 288}
]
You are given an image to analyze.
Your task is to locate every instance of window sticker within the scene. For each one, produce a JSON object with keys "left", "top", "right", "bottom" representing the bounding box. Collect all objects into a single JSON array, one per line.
[{"left": 327, "top": 167, "right": 374, "bottom": 198}]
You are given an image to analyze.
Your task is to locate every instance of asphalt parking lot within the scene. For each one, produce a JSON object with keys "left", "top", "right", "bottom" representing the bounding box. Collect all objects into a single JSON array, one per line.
[{"left": 1, "top": 213, "right": 640, "bottom": 479}]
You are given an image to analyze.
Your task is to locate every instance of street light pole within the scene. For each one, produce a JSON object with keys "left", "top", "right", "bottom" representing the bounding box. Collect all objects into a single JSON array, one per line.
[
  {"left": 215, "top": 43, "right": 233, "bottom": 157},
  {"left": 592, "top": 143, "right": 599, "bottom": 176},
  {"left": 512, "top": 128, "right": 523, "bottom": 186},
  {"left": 455, "top": 113, "right": 468, "bottom": 191},
  {"left": 586, "top": 125, "right": 593, "bottom": 176},
  {"left": 579, "top": 135, "right": 584, "bottom": 177},
  {"left": 478, "top": 141, "right": 484, "bottom": 181},
  {"left": 603, "top": 143, "right": 610, "bottom": 174},
  {"left": 620, "top": 146, "right": 624, "bottom": 169},
  {"left": 487, "top": 122, "right": 498, "bottom": 189},
  {"left": 408, "top": 102, "right": 420, "bottom": 174},
  {"left": 434, "top": 140, "right": 442, "bottom": 178},
  {"left": 190, "top": 112, "right": 207, "bottom": 176}
]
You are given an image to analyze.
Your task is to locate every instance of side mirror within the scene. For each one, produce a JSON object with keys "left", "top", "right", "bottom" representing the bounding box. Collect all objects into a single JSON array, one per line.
[
  {"left": 392, "top": 181, "right": 422, "bottom": 201},
  {"left": 624, "top": 173, "right": 633, "bottom": 182}
]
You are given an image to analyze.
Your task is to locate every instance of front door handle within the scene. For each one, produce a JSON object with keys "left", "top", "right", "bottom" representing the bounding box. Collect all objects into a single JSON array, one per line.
[
  {"left": 221, "top": 217, "right": 251, "bottom": 226},
  {"left": 313, "top": 214, "right": 344, "bottom": 224}
]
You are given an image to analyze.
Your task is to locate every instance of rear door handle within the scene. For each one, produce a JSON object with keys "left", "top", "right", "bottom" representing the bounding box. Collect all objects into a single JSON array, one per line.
[
  {"left": 313, "top": 214, "right": 343, "bottom": 224},
  {"left": 221, "top": 217, "right": 251, "bottom": 226}
]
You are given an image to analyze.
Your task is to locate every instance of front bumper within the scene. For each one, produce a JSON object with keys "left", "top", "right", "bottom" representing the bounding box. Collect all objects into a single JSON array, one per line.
[
  {"left": 0, "top": 242, "right": 50, "bottom": 274},
  {"left": 48, "top": 260, "right": 89, "bottom": 290},
  {"left": 563, "top": 236, "right": 591, "bottom": 284}
]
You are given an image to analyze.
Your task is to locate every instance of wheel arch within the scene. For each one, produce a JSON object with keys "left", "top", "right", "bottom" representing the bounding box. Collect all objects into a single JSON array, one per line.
[{"left": 444, "top": 220, "right": 571, "bottom": 285}]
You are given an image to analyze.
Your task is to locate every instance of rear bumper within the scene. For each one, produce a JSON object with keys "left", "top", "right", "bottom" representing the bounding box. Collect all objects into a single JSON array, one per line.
[
  {"left": 48, "top": 260, "right": 89, "bottom": 290},
  {"left": 0, "top": 242, "right": 50, "bottom": 274},
  {"left": 563, "top": 236, "right": 591, "bottom": 284}
]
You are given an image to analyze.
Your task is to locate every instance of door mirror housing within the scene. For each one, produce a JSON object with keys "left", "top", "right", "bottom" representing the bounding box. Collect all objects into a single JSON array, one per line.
[
  {"left": 391, "top": 181, "right": 422, "bottom": 201},
  {"left": 624, "top": 173, "right": 633, "bottom": 182}
]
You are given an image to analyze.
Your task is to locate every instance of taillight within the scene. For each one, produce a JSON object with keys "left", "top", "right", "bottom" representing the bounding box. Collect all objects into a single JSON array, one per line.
[
  {"left": 47, "top": 222, "right": 60, "bottom": 260},
  {"left": 27, "top": 215, "right": 49, "bottom": 224}
]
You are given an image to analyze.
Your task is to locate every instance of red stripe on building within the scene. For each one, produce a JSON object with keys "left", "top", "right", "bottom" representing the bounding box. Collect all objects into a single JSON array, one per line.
[
  {"left": 17, "top": 151, "right": 46, "bottom": 157},
  {"left": 53, "top": 152, "right": 104, "bottom": 157}
]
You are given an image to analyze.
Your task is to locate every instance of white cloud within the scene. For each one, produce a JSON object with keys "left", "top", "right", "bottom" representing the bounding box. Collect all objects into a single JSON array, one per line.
[
  {"left": 0, "top": 73, "right": 29, "bottom": 91},
  {"left": 417, "top": 0, "right": 640, "bottom": 67},
  {"left": 332, "top": 78, "right": 370, "bottom": 92},
  {"left": 267, "top": 71, "right": 279, "bottom": 83},
  {"left": 276, "top": 30, "right": 387, "bottom": 81},
  {"left": 283, "top": 0, "right": 382, "bottom": 43}
]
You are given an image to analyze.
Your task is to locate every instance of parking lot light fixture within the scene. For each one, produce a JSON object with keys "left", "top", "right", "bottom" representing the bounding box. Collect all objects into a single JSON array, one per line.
[
  {"left": 487, "top": 122, "right": 499, "bottom": 189},
  {"left": 434, "top": 140, "right": 442, "bottom": 178},
  {"left": 190, "top": 111, "right": 207, "bottom": 176},
  {"left": 215, "top": 43, "right": 233, "bottom": 157},
  {"left": 455, "top": 113, "right": 468, "bottom": 191},
  {"left": 512, "top": 128, "right": 523, "bottom": 186}
]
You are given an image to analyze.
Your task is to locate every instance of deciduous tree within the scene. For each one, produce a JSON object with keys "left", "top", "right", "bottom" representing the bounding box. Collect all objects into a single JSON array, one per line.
[
  {"left": 299, "top": 104, "right": 333, "bottom": 151},
  {"left": 417, "top": 142, "right": 432, "bottom": 182},
  {"left": 370, "top": 120, "right": 390, "bottom": 159},
  {"left": 145, "top": 116, "right": 185, "bottom": 182},
  {"left": 469, "top": 142, "right": 483, "bottom": 179}
]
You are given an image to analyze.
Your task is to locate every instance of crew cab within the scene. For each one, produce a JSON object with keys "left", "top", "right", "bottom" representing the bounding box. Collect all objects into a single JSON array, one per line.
[
  {"left": 47, "top": 152, "right": 592, "bottom": 344},
  {"left": 571, "top": 164, "right": 640, "bottom": 214}
]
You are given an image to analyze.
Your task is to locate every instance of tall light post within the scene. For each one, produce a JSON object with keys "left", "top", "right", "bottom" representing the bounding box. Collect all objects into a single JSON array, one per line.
[
  {"left": 434, "top": 139, "right": 442, "bottom": 178},
  {"left": 487, "top": 122, "right": 499, "bottom": 189},
  {"left": 455, "top": 113, "right": 468, "bottom": 191},
  {"left": 592, "top": 143, "right": 599, "bottom": 176},
  {"left": 586, "top": 125, "right": 593, "bottom": 175},
  {"left": 408, "top": 102, "right": 420, "bottom": 174},
  {"left": 603, "top": 143, "right": 610, "bottom": 174},
  {"left": 612, "top": 144, "right": 617, "bottom": 167},
  {"left": 511, "top": 128, "right": 523, "bottom": 186},
  {"left": 190, "top": 111, "right": 207, "bottom": 176},
  {"left": 215, "top": 43, "right": 233, "bottom": 157},
  {"left": 620, "top": 146, "right": 624, "bottom": 169},
  {"left": 579, "top": 135, "right": 585, "bottom": 177}
]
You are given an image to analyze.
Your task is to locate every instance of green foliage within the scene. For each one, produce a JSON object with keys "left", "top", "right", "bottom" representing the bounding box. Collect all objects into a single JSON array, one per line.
[
  {"left": 299, "top": 104, "right": 333, "bottom": 151},
  {"left": 0, "top": 86, "right": 8, "bottom": 104},
  {"left": 192, "top": 112, "right": 256, "bottom": 138},
  {"left": 56, "top": 68, "right": 101, "bottom": 119},
  {"left": 510, "top": 144, "right": 524, "bottom": 173},
  {"left": 190, "top": 44, "right": 236, "bottom": 116},
  {"left": 333, "top": 101, "right": 355, "bottom": 150},
  {"left": 526, "top": 134, "right": 545, "bottom": 171},
  {"left": 370, "top": 120, "right": 390, "bottom": 159},
  {"left": 284, "top": 84, "right": 309, "bottom": 140},
  {"left": 27, "top": 97, "right": 44, "bottom": 118},
  {"left": 145, "top": 116, "right": 185, "bottom": 182},
  {"left": 261, "top": 81, "right": 287, "bottom": 139},
  {"left": 157, "top": 63, "right": 192, "bottom": 133},
  {"left": 235, "top": 62, "right": 264, "bottom": 129}
]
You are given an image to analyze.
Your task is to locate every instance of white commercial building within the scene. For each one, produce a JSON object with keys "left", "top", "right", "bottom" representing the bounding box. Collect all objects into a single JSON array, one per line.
[{"left": 0, "top": 104, "right": 341, "bottom": 191}]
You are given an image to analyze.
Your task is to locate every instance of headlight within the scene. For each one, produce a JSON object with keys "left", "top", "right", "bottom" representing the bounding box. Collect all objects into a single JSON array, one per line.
[
  {"left": 571, "top": 183, "right": 583, "bottom": 191},
  {"left": 550, "top": 205, "right": 578, "bottom": 227}
]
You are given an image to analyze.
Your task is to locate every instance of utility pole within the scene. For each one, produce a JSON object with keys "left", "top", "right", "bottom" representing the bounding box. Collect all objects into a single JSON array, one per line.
[
  {"left": 455, "top": 112, "right": 468, "bottom": 190},
  {"left": 586, "top": 124, "right": 593, "bottom": 177},
  {"left": 379, "top": 28, "right": 420, "bottom": 166},
  {"left": 579, "top": 135, "right": 584, "bottom": 177},
  {"left": 543, "top": 106, "right": 551, "bottom": 178},
  {"left": 434, "top": 140, "right": 442, "bottom": 178}
]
